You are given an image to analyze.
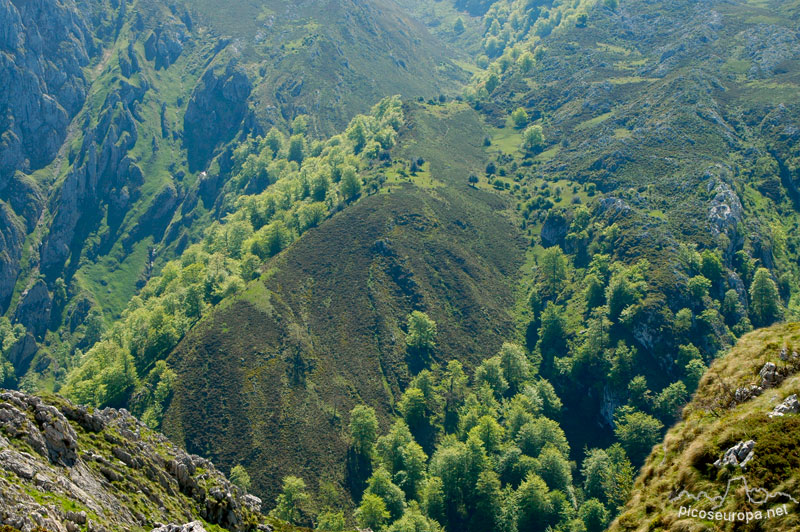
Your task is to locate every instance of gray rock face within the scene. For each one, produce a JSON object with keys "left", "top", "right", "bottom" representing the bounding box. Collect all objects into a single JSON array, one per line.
[
  {"left": 13, "top": 279, "right": 52, "bottom": 339},
  {"left": 152, "top": 522, "right": 208, "bottom": 532},
  {"left": 759, "top": 362, "right": 782, "bottom": 388},
  {"left": 41, "top": 87, "right": 144, "bottom": 275},
  {"left": 184, "top": 62, "right": 253, "bottom": 171},
  {"left": 5, "top": 332, "right": 37, "bottom": 373},
  {"left": 734, "top": 384, "right": 763, "bottom": 404},
  {"left": 0, "top": 193, "right": 34, "bottom": 313},
  {"left": 144, "top": 24, "right": 187, "bottom": 70},
  {"left": 0, "top": 0, "right": 93, "bottom": 181},
  {"left": 0, "top": 390, "right": 265, "bottom": 531},
  {"left": 714, "top": 439, "right": 755, "bottom": 468},
  {"left": 708, "top": 178, "right": 744, "bottom": 250},
  {"left": 769, "top": 394, "right": 800, "bottom": 418},
  {"left": 540, "top": 209, "right": 571, "bottom": 247}
]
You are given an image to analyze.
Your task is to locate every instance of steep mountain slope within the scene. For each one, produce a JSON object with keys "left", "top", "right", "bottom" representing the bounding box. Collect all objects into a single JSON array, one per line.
[
  {"left": 5, "top": 0, "right": 800, "bottom": 530},
  {"left": 610, "top": 323, "right": 800, "bottom": 531},
  {"left": 0, "top": 389, "right": 277, "bottom": 532},
  {"left": 156, "top": 0, "right": 800, "bottom": 519},
  {"left": 0, "top": 0, "right": 467, "bottom": 394},
  {"left": 188, "top": 0, "right": 467, "bottom": 136},
  {"left": 161, "top": 109, "right": 527, "bottom": 504}
]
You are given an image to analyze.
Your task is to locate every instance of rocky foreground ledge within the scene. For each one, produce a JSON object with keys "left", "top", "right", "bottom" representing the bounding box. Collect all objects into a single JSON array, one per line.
[{"left": 0, "top": 390, "right": 272, "bottom": 532}]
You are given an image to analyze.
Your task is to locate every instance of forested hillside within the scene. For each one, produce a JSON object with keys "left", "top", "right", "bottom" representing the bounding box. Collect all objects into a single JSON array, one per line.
[
  {"left": 2, "top": 0, "right": 800, "bottom": 531},
  {"left": 0, "top": 0, "right": 463, "bottom": 395}
]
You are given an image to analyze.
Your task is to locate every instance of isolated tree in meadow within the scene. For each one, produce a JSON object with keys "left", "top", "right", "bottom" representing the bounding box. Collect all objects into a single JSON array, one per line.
[
  {"left": 454, "top": 17, "right": 465, "bottom": 34},
  {"left": 511, "top": 107, "right": 529, "bottom": 129},
  {"left": 522, "top": 124, "right": 545, "bottom": 152},
  {"left": 350, "top": 404, "right": 379, "bottom": 457},
  {"left": 749, "top": 267, "right": 782, "bottom": 327},
  {"left": 406, "top": 311, "right": 437, "bottom": 352}
]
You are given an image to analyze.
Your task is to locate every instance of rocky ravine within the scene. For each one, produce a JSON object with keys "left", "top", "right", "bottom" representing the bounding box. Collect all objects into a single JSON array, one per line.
[{"left": 0, "top": 390, "right": 272, "bottom": 532}]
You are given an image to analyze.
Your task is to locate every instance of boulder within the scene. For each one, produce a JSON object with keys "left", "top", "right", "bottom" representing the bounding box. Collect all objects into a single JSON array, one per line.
[
  {"left": 714, "top": 440, "right": 755, "bottom": 468},
  {"left": 768, "top": 394, "right": 800, "bottom": 418},
  {"left": 759, "top": 362, "right": 781, "bottom": 388},
  {"left": 733, "top": 384, "right": 763, "bottom": 404}
]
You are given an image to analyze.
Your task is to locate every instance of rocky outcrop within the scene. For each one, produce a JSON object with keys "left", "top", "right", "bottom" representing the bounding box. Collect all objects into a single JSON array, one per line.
[
  {"left": 0, "top": 390, "right": 267, "bottom": 532},
  {"left": 5, "top": 333, "right": 37, "bottom": 374},
  {"left": 144, "top": 24, "right": 187, "bottom": 70},
  {"left": 152, "top": 523, "right": 209, "bottom": 532},
  {"left": 0, "top": 0, "right": 94, "bottom": 182},
  {"left": 540, "top": 209, "right": 571, "bottom": 247},
  {"left": 759, "top": 361, "right": 782, "bottom": 388},
  {"left": 713, "top": 439, "right": 755, "bottom": 469},
  {"left": 743, "top": 24, "right": 800, "bottom": 79},
  {"left": 0, "top": 202, "right": 26, "bottom": 312},
  {"left": 41, "top": 86, "right": 145, "bottom": 275},
  {"left": 768, "top": 394, "right": 800, "bottom": 418},
  {"left": 184, "top": 62, "right": 253, "bottom": 171},
  {"left": 12, "top": 280, "right": 51, "bottom": 339}
]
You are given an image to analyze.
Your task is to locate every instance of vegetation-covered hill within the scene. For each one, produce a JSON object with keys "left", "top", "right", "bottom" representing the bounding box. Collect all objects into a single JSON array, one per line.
[
  {"left": 0, "top": 0, "right": 465, "bottom": 395},
  {"left": 2, "top": 0, "right": 800, "bottom": 531},
  {"left": 610, "top": 323, "right": 800, "bottom": 531}
]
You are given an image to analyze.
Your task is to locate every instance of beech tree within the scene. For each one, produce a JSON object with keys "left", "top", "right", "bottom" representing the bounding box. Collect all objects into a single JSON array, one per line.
[
  {"left": 287, "top": 134, "right": 305, "bottom": 164},
  {"left": 356, "top": 493, "right": 390, "bottom": 531},
  {"left": 406, "top": 311, "right": 437, "bottom": 352},
  {"left": 522, "top": 124, "right": 545, "bottom": 152},
  {"left": 350, "top": 404, "right": 379, "bottom": 457},
  {"left": 230, "top": 464, "right": 251, "bottom": 491},
  {"left": 511, "top": 107, "right": 529, "bottom": 129},
  {"left": 613, "top": 407, "right": 663, "bottom": 464},
  {"left": 749, "top": 267, "right": 782, "bottom": 327},
  {"left": 270, "top": 476, "right": 309, "bottom": 524}
]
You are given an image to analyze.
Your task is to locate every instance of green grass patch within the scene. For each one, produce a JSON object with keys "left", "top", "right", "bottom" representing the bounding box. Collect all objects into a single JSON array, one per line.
[
  {"left": 535, "top": 146, "right": 561, "bottom": 162},
  {"left": 575, "top": 111, "right": 613, "bottom": 131},
  {"left": 607, "top": 76, "right": 659, "bottom": 85}
]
